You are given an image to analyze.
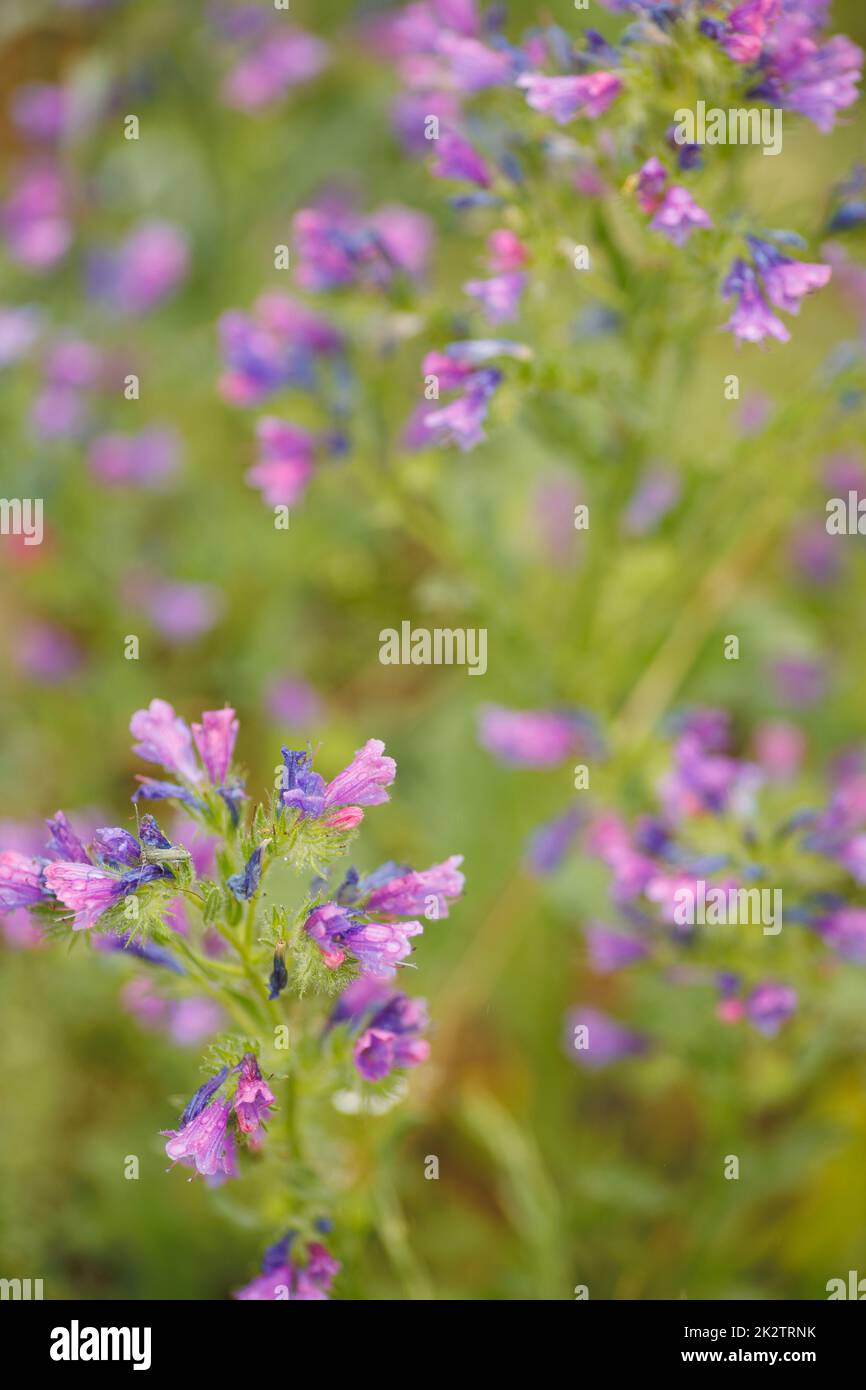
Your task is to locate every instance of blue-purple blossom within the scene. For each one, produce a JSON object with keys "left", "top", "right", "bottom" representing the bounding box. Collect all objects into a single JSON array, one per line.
[
  {"left": 304, "top": 901, "right": 423, "bottom": 976},
  {"left": 227, "top": 846, "right": 264, "bottom": 901},
  {"left": 565, "top": 1007, "right": 649, "bottom": 1066}
]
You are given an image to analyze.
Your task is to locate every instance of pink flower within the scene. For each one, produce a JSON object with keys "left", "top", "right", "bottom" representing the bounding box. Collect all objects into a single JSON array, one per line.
[
  {"left": 324, "top": 739, "right": 396, "bottom": 809},
  {"left": 232, "top": 1054, "right": 276, "bottom": 1138},
  {"left": 753, "top": 721, "right": 805, "bottom": 780},
  {"left": 323, "top": 806, "right": 365, "bottom": 832},
  {"left": 430, "top": 130, "right": 492, "bottom": 186},
  {"left": 634, "top": 156, "right": 668, "bottom": 214},
  {"left": 222, "top": 30, "right": 330, "bottom": 111},
  {"left": 516, "top": 72, "right": 621, "bottom": 124},
  {"left": 354, "top": 1026, "right": 430, "bottom": 1081},
  {"left": 42, "top": 862, "right": 123, "bottom": 930},
  {"left": 721, "top": 0, "right": 779, "bottom": 66},
  {"left": 365, "top": 856, "right": 465, "bottom": 919},
  {"left": 436, "top": 33, "right": 514, "bottom": 92},
  {"left": 130, "top": 698, "right": 202, "bottom": 783},
  {"left": 246, "top": 417, "right": 315, "bottom": 507},
  {"left": 649, "top": 186, "right": 713, "bottom": 247},
  {"left": 463, "top": 271, "right": 526, "bottom": 323},
  {"left": 192, "top": 708, "right": 239, "bottom": 787},
  {"left": 234, "top": 1240, "right": 339, "bottom": 1301},
  {"left": 762, "top": 259, "right": 831, "bottom": 314},
  {"left": 88, "top": 220, "right": 189, "bottom": 315},
  {"left": 304, "top": 902, "right": 423, "bottom": 977},
  {"left": 487, "top": 228, "right": 528, "bottom": 272},
  {"left": 478, "top": 704, "right": 586, "bottom": 767},
  {"left": 163, "top": 1100, "right": 237, "bottom": 1180},
  {"left": 0, "top": 851, "right": 46, "bottom": 910}
]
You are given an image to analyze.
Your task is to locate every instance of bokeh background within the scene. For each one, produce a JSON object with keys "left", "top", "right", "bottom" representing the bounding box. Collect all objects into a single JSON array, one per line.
[{"left": 2, "top": 0, "right": 866, "bottom": 1300}]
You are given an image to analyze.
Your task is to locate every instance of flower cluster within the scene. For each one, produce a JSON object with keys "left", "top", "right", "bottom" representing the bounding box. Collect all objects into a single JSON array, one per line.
[
  {"left": 367, "top": 0, "right": 857, "bottom": 452},
  {"left": 0, "top": 700, "right": 464, "bottom": 1299},
  {"left": 485, "top": 703, "right": 866, "bottom": 1064}
]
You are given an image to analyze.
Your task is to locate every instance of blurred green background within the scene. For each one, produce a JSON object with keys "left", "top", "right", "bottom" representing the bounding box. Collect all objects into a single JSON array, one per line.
[{"left": 2, "top": 0, "right": 866, "bottom": 1300}]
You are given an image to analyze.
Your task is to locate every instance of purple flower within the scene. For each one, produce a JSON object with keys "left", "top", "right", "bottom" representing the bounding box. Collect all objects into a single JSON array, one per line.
[
  {"left": 191, "top": 708, "right": 239, "bottom": 787},
  {"left": 131, "top": 699, "right": 202, "bottom": 784},
  {"left": 328, "top": 976, "right": 393, "bottom": 1027},
  {"left": 436, "top": 33, "right": 515, "bottom": 92},
  {"left": 634, "top": 156, "right": 668, "bottom": 213},
  {"left": 586, "top": 813, "right": 657, "bottom": 902},
  {"left": 227, "top": 846, "right": 264, "bottom": 902},
  {"left": 178, "top": 1066, "right": 231, "bottom": 1126},
  {"left": 267, "top": 943, "right": 289, "bottom": 1001},
  {"left": 234, "top": 1239, "right": 339, "bottom": 1301},
  {"left": 585, "top": 924, "right": 650, "bottom": 973},
  {"left": 720, "top": 0, "right": 778, "bottom": 65},
  {"left": 88, "top": 429, "right": 181, "bottom": 488},
  {"left": 331, "top": 983, "right": 430, "bottom": 1081},
  {"left": 10, "top": 83, "right": 68, "bottom": 143},
  {"left": 423, "top": 366, "right": 502, "bottom": 450},
  {"left": 430, "top": 130, "right": 492, "bottom": 187},
  {"left": 524, "top": 807, "right": 582, "bottom": 874},
  {"left": 1, "top": 162, "right": 71, "bottom": 271},
  {"left": 0, "top": 851, "right": 46, "bottom": 911},
  {"left": 132, "top": 778, "right": 202, "bottom": 810},
  {"left": 622, "top": 468, "right": 681, "bottom": 535},
  {"left": 649, "top": 186, "right": 713, "bottom": 247},
  {"left": 722, "top": 260, "right": 790, "bottom": 343},
  {"left": 247, "top": 417, "right": 315, "bottom": 507},
  {"left": 304, "top": 902, "right": 423, "bottom": 977},
  {"left": 91, "top": 827, "right": 142, "bottom": 868},
  {"left": 142, "top": 581, "right": 223, "bottom": 644},
  {"left": 15, "top": 622, "right": 83, "bottom": 684},
  {"left": 478, "top": 704, "right": 587, "bottom": 768},
  {"left": 565, "top": 1007, "right": 648, "bottom": 1066},
  {"left": 762, "top": 254, "right": 831, "bottom": 313},
  {"left": 324, "top": 739, "right": 396, "bottom": 810},
  {"left": 292, "top": 202, "right": 432, "bottom": 292},
  {"left": 280, "top": 748, "right": 327, "bottom": 817},
  {"left": 232, "top": 1054, "right": 276, "bottom": 1138},
  {"left": 45, "top": 811, "right": 90, "bottom": 863},
  {"left": 392, "top": 89, "right": 462, "bottom": 153},
  {"left": 516, "top": 72, "right": 621, "bottom": 124},
  {"left": 364, "top": 856, "right": 465, "bottom": 919},
  {"left": 745, "top": 982, "right": 797, "bottom": 1036},
  {"left": 354, "top": 1021, "right": 430, "bottom": 1081},
  {"left": 163, "top": 1099, "right": 237, "bottom": 1180},
  {"left": 88, "top": 221, "right": 189, "bottom": 315},
  {"left": 817, "top": 908, "right": 866, "bottom": 963},
  {"left": 768, "top": 31, "right": 862, "bottom": 134},
  {"left": 660, "top": 732, "right": 761, "bottom": 820},
  {"left": 487, "top": 228, "right": 528, "bottom": 272},
  {"left": 463, "top": 271, "right": 526, "bottom": 324},
  {"left": 222, "top": 29, "right": 330, "bottom": 111},
  {"left": 753, "top": 721, "right": 805, "bottom": 780},
  {"left": 218, "top": 292, "right": 342, "bottom": 406},
  {"left": 168, "top": 997, "right": 224, "bottom": 1046},
  {"left": 42, "top": 861, "right": 164, "bottom": 930}
]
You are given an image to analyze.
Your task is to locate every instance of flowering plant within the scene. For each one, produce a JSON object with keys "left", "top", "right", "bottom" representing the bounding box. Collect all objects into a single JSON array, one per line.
[{"left": 0, "top": 700, "right": 464, "bottom": 1298}]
